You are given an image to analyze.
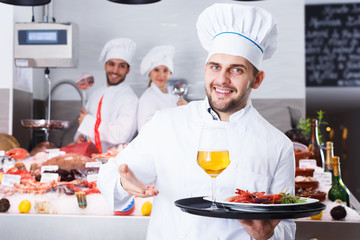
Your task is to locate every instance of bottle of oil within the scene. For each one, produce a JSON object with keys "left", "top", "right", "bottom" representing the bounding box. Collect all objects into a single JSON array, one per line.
[
  {"left": 328, "top": 156, "right": 350, "bottom": 207},
  {"left": 324, "top": 141, "right": 334, "bottom": 174},
  {"left": 308, "top": 119, "right": 324, "bottom": 168}
]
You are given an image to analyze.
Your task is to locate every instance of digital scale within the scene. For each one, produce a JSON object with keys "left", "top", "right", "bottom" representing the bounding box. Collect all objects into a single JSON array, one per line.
[
  {"left": 13, "top": 22, "right": 79, "bottom": 143},
  {"left": 14, "top": 22, "right": 79, "bottom": 68}
]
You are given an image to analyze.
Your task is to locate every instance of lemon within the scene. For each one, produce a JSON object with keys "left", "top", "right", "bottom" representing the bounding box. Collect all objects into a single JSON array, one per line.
[
  {"left": 141, "top": 201, "right": 152, "bottom": 216},
  {"left": 19, "top": 200, "right": 31, "bottom": 213},
  {"left": 0, "top": 173, "right": 3, "bottom": 182},
  {"left": 310, "top": 210, "right": 323, "bottom": 220}
]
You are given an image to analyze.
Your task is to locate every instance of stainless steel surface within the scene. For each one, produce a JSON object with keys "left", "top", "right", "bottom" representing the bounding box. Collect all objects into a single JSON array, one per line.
[
  {"left": 172, "top": 81, "right": 188, "bottom": 98},
  {"left": 50, "top": 80, "right": 83, "bottom": 106},
  {"left": 45, "top": 69, "right": 51, "bottom": 122},
  {"left": 21, "top": 119, "right": 69, "bottom": 130},
  {"left": 0, "top": 214, "right": 149, "bottom": 240}
]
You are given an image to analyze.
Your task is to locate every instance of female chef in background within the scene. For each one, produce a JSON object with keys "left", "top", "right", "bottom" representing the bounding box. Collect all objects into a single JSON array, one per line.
[{"left": 137, "top": 45, "right": 188, "bottom": 131}]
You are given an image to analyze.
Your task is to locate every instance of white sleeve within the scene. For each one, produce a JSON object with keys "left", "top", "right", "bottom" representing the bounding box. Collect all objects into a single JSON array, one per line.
[
  {"left": 97, "top": 116, "right": 159, "bottom": 210},
  {"left": 97, "top": 157, "right": 133, "bottom": 211},
  {"left": 137, "top": 92, "right": 158, "bottom": 131},
  {"left": 272, "top": 219, "right": 296, "bottom": 240},
  {"left": 265, "top": 140, "right": 296, "bottom": 239}
]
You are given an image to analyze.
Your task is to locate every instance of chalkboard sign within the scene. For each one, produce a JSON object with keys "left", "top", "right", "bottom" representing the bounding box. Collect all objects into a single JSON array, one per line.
[{"left": 306, "top": 3, "right": 360, "bottom": 86}]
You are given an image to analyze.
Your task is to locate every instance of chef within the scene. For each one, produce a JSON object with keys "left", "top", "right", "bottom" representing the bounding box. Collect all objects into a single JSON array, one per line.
[
  {"left": 75, "top": 38, "right": 139, "bottom": 153},
  {"left": 98, "top": 3, "right": 295, "bottom": 240},
  {"left": 138, "top": 45, "right": 187, "bottom": 131}
]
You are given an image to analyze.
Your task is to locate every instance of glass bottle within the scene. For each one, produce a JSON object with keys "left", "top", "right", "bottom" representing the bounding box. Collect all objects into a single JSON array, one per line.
[
  {"left": 308, "top": 119, "right": 325, "bottom": 168},
  {"left": 324, "top": 141, "right": 334, "bottom": 174},
  {"left": 328, "top": 156, "right": 350, "bottom": 207}
]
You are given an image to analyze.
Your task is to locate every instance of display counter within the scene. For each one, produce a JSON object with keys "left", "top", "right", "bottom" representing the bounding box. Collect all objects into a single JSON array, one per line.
[
  {"left": 1, "top": 214, "right": 150, "bottom": 240},
  {"left": 1, "top": 149, "right": 359, "bottom": 239},
  {"left": 1, "top": 206, "right": 359, "bottom": 240}
]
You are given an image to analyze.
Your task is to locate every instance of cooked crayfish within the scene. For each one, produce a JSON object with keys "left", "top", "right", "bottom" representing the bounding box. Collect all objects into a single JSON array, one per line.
[{"left": 226, "top": 189, "right": 282, "bottom": 204}]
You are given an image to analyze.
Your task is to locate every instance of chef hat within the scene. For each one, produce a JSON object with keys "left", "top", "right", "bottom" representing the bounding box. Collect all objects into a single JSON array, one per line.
[
  {"left": 98, "top": 38, "right": 136, "bottom": 65},
  {"left": 196, "top": 3, "right": 277, "bottom": 70},
  {"left": 140, "top": 45, "right": 175, "bottom": 76}
]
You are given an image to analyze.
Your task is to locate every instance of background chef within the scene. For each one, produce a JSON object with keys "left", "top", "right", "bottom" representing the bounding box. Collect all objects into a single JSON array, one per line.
[
  {"left": 137, "top": 45, "right": 188, "bottom": 131},
  {"left": 75, "top": 38, "right": 139, "bottom": 153},
  {"left": 98, "top": 3, "right": 296, "bottom": 240}
]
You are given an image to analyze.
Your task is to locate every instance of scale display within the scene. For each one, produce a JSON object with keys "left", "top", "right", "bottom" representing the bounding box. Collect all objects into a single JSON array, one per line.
[{"left": 18, "top": 30, "right": 67, "bottom": 45}]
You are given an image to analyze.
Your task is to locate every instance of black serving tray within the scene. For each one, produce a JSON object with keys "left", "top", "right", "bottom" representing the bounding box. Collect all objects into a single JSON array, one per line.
[{"left": 174, "top": 197, "right": 326, "bottom": 220}]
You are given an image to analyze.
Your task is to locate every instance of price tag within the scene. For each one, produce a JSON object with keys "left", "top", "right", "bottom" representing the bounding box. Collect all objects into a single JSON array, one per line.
[
  {"left": 299, "top": 159, "right": 317, "bottom": 169},
  {"left": 41, "top": 165, "right": 58, "bottom": 174},
  {"left": 87, "top": 174, "right": 98, "bottom": 182},
  {"left": 1, "top": 174, "right": 21, "bottom": 186},
  {"left": 314, "top": 171, "right": 332, "bottom": 186},
  {"left": 85, "top": 162, "right": 102, "bottom": 168},
  {"left": 40, "top": 173, "right": 59, "bottom": 183}
]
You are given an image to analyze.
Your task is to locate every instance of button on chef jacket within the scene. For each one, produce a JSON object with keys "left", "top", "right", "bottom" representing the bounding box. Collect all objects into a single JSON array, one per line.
[
  {"left": 98, "top": 99, "right": 296, "bottom": 239},
  {"left": 137, "top": 83, "right": 178, "bottom": 131},
  {"left": 76, "top": 82, "right": 138, "bottom": 152}
]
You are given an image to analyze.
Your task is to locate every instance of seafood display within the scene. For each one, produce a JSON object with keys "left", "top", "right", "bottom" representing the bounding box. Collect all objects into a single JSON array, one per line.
[
  {"left": 5, "top": 148, "right": 29, "bottom": 160},
  {"left": 39, "top": 153, "right": 96, "bottom": 171},
  {"left": 30, "top": 142, "right": 57, "bottom": 156},
  {"left": 60, "top": 142, "right": 98, "bottom": 158},
  {"left": 0, "top": 142, "right": 129, "bottom": 215}
]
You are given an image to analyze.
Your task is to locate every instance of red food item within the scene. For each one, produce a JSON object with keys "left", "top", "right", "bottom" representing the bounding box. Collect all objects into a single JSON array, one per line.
[
  {"left": 227, "top": 189, "right": 282, "bottom": 204},
  {"left": 60, "top": 142, "right": 98, "bottom": 158},
  {"left": 5, "top": 148, "right": 29, "bottom": 160},
  {"left": 6, "top": 167, "right": 35, "bottom": 180}
]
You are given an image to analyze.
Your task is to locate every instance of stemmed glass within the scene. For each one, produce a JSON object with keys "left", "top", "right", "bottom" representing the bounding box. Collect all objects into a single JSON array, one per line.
[{"left": 197, "top": 126, "right": 230, "bottom": 210}]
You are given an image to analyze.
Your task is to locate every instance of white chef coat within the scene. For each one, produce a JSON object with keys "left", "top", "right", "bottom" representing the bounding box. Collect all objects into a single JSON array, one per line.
[
  {"left": 76, "top": 82, "right": 138, "bottom": 152},
  {"left": 97, "top": 99, "right": 296, "bottom": 240},
  {"left": 137, "top": 84, "right": 178, "bottom": 131}
]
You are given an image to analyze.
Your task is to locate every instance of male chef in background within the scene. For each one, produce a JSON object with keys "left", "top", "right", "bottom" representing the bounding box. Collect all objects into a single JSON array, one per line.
[
  {"left": 75, "top": 38, "right": 138, "bottom": 153},
  {"left": 98, "top": 4, "right": 296, "bottom": 240}
]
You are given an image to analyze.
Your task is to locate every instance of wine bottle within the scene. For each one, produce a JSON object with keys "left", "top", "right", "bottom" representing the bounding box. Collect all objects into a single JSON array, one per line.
[
  {"left": 324, "top": 141, "right": 334, "bottom": 173},
  {"left": 308, "top": 119, "right": 325, "bottom": 168},
  {"left": 328, "top": 156, "right": 350, "bottom": 207}
]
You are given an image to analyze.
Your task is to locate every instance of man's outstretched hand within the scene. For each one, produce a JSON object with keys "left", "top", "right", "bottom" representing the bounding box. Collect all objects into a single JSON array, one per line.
[{"left": 119, "top": 164, "right": 159, "bottom": 197}]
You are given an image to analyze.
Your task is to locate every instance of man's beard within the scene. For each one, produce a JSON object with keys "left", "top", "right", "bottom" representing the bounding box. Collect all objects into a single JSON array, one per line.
[
  {"left": 206, "top": 84, "right": 252, "bottom": 113},
  {"left": 106, "top": 74, "right": 126, "bottom": 86}
]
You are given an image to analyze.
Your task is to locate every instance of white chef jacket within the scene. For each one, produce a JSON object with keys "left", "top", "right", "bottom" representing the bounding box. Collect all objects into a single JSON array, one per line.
[
  {"left": 76, "top": 82, "right": 138, "bottom": 152},
  {"left": 97, "top": 99, "right": 296, "bottom": 240},
  {"left": 137, "top": 84, "right": 178, "bottom": 131}
]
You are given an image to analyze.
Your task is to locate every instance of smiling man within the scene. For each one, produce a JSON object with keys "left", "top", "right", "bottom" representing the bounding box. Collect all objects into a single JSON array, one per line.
[
  {"left": 75, "top": 38, "right": 139, "bottom": 153},
  {"left": 98, "top": 4, "right": 296, "bottom": 240},
  {"left": 205, "top": 54, "right": 264, "bottom": 121}
]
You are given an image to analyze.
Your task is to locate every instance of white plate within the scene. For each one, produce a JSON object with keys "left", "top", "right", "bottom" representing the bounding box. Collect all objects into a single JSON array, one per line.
[{"left": 203, "top": 196, "right": 319, "bottom": 207}]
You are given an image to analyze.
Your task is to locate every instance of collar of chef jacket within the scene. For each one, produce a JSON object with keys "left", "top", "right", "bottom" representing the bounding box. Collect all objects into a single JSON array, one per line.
[
  {"left": 149, "top": 82, "right": 169, "bottom": 94},
  {"left": 204, "top": 97, "right": 252, "bottom": 122}
]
